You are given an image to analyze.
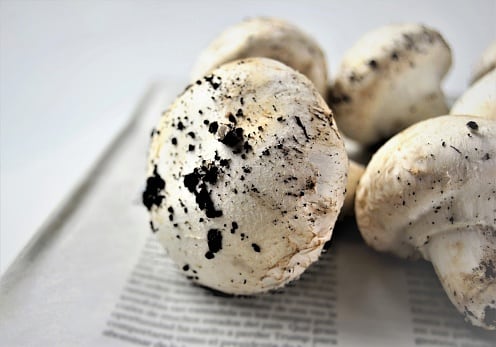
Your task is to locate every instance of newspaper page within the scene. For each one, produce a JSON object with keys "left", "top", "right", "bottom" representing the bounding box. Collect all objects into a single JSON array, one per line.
[{"left": 0, "top": 83, "right": 494, "bottom": 347}]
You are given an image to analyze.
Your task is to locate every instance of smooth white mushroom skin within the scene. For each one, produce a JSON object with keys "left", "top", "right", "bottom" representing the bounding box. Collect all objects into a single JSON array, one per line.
[
  {"left": 144, "top": 58, "right": 347, "bottom": 295},
  {"left": 329, "top": 23, "right": 452, "bottom": 146},
  {"left": 355, "top": 115, "right": 496, "bottom": 329},
  {"left": 451, "top": 69, "right": 496, "bottom": 120},
  {"left": 191, "top": 17, "right": 328, "bottom": 96},
  {"left": 470, "top": 41, "right": 496, "bottom": 84}
]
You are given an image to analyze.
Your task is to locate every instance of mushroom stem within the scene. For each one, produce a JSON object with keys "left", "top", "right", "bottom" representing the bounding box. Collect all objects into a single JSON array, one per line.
[
  {"left": 424, "top": 226, "right": 496, "bottom": 329},
  {"left": 341, "top": 160, "right": 364, "bottom": 217}
]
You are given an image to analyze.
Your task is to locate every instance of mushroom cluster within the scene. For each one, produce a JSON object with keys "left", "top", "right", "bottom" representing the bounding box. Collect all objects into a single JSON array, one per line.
[
  {"left": 350, "top": 34, "right": 496, "bottom": 330},
  {"left": 142, "top": 17, "right": 495, "bottom": 329}
]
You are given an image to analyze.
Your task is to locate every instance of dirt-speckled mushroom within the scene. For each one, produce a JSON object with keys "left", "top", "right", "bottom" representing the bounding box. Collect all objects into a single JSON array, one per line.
[
  {"left": 451, "top": 69, "right": 496, "bottom": 120},
  {"left": 470, "top": 41, "right": 496, "bottom": 85},
  {"left": 355, "top": 115, "right": 496, "bottom": 330},
  {"left": 143, "top": 58, "right": 348, "bottom": 295},
  {"left": 329, "top": 23, "right": 452, "bottom": 146},
  {"left": 191, "top": 17, "right": 328, "bottom": 96}
]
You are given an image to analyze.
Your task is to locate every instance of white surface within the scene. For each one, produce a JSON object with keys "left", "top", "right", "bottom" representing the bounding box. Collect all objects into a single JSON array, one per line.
[{"left": 1, "top": 0, "right": 495, "bottom": 273}]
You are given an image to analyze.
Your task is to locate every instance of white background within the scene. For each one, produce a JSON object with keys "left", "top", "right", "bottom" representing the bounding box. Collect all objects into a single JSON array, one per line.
[{"left": 1, "top": 0, "right": 495, "bottom": 273}]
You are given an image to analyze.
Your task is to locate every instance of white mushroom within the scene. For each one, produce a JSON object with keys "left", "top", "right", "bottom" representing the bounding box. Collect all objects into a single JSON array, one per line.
[
  {"left": 144, "top": 58, "right": 348, "bottom": 295},
  {"left": 451, "top": 69, "right": 496, "bottom": 120},
  {"left": 329, "top": 23, "right": 452, "bottom": 146},
  {"left": 341, "top": 160, "right": 365, "bottom": 218},
  {"left": 470, "top": 41, "right": 496, "bottom": 84},
  {"left": 191, "top": 17, "right": 328, "bottom": 96},
  {"left": 355, "top": 115, "right": 496, "bottom": 329}
]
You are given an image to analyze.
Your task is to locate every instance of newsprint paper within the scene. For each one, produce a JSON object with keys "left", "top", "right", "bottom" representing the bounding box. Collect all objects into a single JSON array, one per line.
[{"left": 1, "top": 83, "right": 495, "bottom": 347}]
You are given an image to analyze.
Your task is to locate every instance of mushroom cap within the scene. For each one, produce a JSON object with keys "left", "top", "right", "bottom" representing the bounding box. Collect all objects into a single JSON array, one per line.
[
  {"left": 145, "top": 58, "right": 347, "bottom": 295},
  {"left": 451, "top": 69, "right": 496, "bottom": 120},
  {"left": 191, "top": 17, "right": 328, "bottom": 96},
  {"left": 355, "top": 115, "right": 496, "bottom": 329},
  {"left": 329, "top": 23, "right": 452, "bottom": 146},
  {"left": 470, "top": 41, "right": 496, "bottom": 84}
]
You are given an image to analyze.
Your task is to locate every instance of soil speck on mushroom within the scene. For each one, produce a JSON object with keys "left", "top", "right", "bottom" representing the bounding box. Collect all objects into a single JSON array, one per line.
[
  {"left": 142, "top": 165, "right": 165, "bottom": 211},
  {"left": 205, "top": 229, "right": 223, "bottom": 259}
]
